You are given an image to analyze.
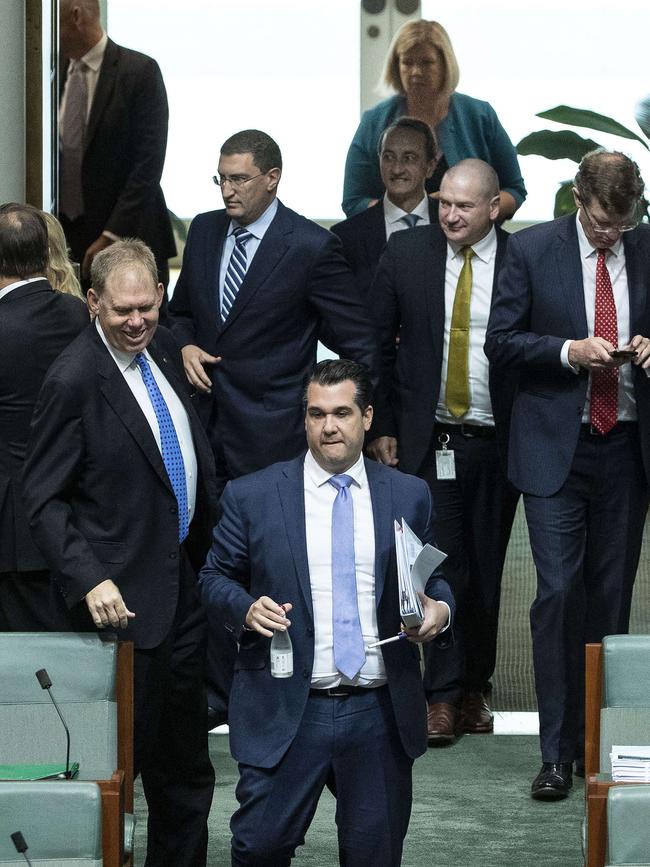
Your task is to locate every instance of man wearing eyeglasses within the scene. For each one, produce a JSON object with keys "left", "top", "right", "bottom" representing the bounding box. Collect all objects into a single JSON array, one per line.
[
  {"left": 168, "top": 129, "right": 378, "bottom": 725},
  {"left": 485, "top": 150, "right": 650, "bottom": 801}
]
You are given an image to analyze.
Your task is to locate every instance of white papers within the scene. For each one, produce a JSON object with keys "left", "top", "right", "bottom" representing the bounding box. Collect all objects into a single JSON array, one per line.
[
  {"left": 611, "top": 745, "right": 650, "bottom": 781},
  {"left": 394, "top": 518, "right": 447, "bottom": 628}
]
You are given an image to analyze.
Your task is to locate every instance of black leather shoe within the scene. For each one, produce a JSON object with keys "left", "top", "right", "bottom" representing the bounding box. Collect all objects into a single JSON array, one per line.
[{"left": 531, "top": 762, "right": 573, "bottom": 800}]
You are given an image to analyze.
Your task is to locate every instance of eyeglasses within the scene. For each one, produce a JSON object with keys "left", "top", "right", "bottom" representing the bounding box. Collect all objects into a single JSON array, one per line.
[
  {"left": 578, "top": 197, "right": 639, "bottom": 236},
  {"left": 212, "top": 172, "right": 266, "bottom": 191}
]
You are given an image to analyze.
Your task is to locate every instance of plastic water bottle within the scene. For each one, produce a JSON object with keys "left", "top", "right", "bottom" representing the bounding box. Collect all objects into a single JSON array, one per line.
[{"left": 270, "top": 628, "right": 293, "bottom": 678}]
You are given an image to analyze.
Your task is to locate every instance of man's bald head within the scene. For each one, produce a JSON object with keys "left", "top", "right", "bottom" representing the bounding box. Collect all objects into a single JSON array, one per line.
[
  {"left": 443, "top": 159, "right": 499, "bottom": 201},
  {"left": 438, "top": 159, "right": 500, "bottom": 247},
  {"left": 59, "top": 0, "right": 102, "bottom": 60}
]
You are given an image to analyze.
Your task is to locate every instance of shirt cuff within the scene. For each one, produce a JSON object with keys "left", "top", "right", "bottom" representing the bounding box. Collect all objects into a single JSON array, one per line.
[
  {"left": 102, "top": 230, "right": 119, "bottom": 242},
  {"left": 436, "top": 601, "right": 451, "bottom": 634},
  {"left": 561, "top": 339, "right": 579, "bottom": 373}
]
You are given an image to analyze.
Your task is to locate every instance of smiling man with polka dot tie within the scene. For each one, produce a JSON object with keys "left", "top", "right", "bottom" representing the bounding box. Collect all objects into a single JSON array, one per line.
[
  {"left": 23, "top": 238, "right": 218, "bottom": 866},
  {"left": 485, "top": 150, "right": 650, "bottom": 802}
]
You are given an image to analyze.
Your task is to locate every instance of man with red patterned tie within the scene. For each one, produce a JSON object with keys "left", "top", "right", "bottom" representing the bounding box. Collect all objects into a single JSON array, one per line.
[{"left": 485, "top": 150, "right": 650, "bottom": 800}]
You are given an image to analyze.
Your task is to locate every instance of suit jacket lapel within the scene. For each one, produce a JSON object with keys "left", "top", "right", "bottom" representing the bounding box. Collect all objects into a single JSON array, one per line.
[
  {"left": 85, "top": 39, "right": 119, "bottom": 151},
  {"left": 623, "top": 229, "right": 646, "bottom": 333},
  {"left": 555, "top": 215, "right": 588, "bottom": 336},
  {"left": 365, "top": 459, "right": 392, "bottom": 607},
  {"left": 363, "top": 203, "right": 388, "bottom": 270},
  {"left": 277, "top": 457, "right": 314, "bottom": 620},
  {"left": 92, "top": 329, "right": 173, "bottom": 494},
  {"left": 425, "top": 227, "right": 448, "bottom": 370},
  {"left": 218, "top": 201, "right": 290, "bottom": 336}
]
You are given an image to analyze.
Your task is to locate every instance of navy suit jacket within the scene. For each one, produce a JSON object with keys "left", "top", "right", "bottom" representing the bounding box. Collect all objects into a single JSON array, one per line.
[
  {"left": 60, "top": 38, "right": 176, "bottom": 269},
  {"left": 22, "top": 324, "right": 218, "bottom": 649},
  {"left": 368, "top": 223, "right": 514, "bottom": 475},
  {"left": 0, "top": 280, "right": 88, "bottom": 572},
  {"left": 168, "top": 200, "right": 378, "bottom": 478},
  {"left": 485, "top": 215, "right": 650, "bottom": 496},
  {"left": 198, "top": 455, "right": 454, "bottom": 767},
  {"left": 331, "top": 198, "right": 439, "bottom": 300}
]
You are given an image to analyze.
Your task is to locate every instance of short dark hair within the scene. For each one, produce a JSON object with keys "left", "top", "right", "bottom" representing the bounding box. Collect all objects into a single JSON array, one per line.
[
  {"left": 305, "top": 359, "right": 373, "bottom": 412},
  {"left": 379, "top": 117, "right": 437, "bottom": 162},
  {"left": 90, "top": 238, "right": 158, "bottom": 295},
  {"left": 574, "top": 150, "right": 644, "bottom": 217},
  {"left": 220, "top": 129, "right": 283, "bottom": 173},
  {"left": 0, "top": 202, "right": 48, "bottom": 279}
]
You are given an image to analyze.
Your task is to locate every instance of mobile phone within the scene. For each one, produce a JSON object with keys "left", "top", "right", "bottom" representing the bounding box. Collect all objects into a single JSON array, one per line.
[{"left": 609, "top": 350, "right": 637, "bottom": 359}]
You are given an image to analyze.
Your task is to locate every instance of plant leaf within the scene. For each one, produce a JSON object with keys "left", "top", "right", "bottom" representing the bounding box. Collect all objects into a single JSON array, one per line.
[
  {"left": 537, "top": 106, "right": 649, "bottom": 150},
  {"left": 554, "top": 182, "right": 577, "bottom": 218},
  {"left": 517, "top": 130, "right": 601, "bottom": 162}
]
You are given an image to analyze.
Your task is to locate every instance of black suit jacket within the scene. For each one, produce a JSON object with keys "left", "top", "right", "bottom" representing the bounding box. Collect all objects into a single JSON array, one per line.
[
  {"left": 168, "top": 200, "right": 379, "bottom": 478},
  {"left": 60, "top": 38, "right": 176, "bottom": 269},
  {"left": 0, "top": 279, "right": 88, "bottom": 572},
  {"left": 369, "top": 224, "right": 514, "bottom": 475},
  {"left": 331, "top": 198, "right": 439, "bottom": 299},
  {"left": 22, "top": 324, "right": 218, "bottom": 648}
]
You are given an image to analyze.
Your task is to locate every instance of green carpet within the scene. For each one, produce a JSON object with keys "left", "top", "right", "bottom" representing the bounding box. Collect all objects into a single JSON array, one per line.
[{"left": 133, "top": 734, "right": 585, "bottom": 866}]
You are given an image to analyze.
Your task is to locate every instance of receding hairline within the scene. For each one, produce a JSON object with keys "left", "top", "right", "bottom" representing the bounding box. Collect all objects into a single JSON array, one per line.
[{"left": 441, "top": 159, "right": 500, "bottom": 200}]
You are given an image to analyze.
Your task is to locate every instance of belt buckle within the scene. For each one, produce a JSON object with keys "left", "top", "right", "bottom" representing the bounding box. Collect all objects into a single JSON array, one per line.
[{"left": 327, "top": 688, "right": 350, "bottom": 697}]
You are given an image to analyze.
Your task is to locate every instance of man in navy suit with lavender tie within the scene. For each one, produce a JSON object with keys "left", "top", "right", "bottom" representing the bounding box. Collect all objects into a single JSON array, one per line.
[{"left": 199, "top": 359, "right": 454, "bottom": 867}]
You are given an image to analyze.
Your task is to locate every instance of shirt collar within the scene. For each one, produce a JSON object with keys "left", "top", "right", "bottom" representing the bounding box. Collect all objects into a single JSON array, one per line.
[
  {"left": 228, "top": 197, "right": 279, "bottom": 242},
  {"left": 95, "top": 317, "right": 152, "bottom": 374},
  {"left": 383, "top": 193, "right": 429, "bottom": 225},
  {"left": 575, "top": 211, "right": 623, "bottom": 260},
  {"left": 447, "top": 225, "right": 497, "bottom": 265},
  {"left": 304, "top": 450, "right": 366, "bottom": 489},
  {"left": 79, "top": 31, "right": 108, "bottom": 72},
  {"left": 0, "top": 276, "right": 45, "bottom": 303}
]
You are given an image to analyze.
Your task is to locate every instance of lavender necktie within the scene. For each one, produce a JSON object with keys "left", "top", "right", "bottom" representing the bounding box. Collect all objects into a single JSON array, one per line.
[{"left": 328, "top": 474, "right": 366, "bottom": 680}]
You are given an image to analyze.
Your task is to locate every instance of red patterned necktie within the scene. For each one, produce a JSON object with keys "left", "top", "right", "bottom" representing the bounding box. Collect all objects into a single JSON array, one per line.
[{"left": 590, "top": 249, "right": 618, "bottom": 434}]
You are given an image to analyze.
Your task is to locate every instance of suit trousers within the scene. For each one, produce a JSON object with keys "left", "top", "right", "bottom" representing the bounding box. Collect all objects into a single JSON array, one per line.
[
  {"left": 524, "top": 423, "right": 649, "bottom": 762},
  {"left": 132, "top": 549, "right": 215, "bottom": 867},
  {"left": 230, "top": 686, "right": 413, "bottom": 867},
  {"left": 419, "top": 427, "right": 519, "bottom": 704}
]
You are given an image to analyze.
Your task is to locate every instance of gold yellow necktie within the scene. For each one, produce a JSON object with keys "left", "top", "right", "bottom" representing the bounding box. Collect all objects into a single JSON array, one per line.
[{"left": 445, "top": 246, "right": 474, "bottom": 418}]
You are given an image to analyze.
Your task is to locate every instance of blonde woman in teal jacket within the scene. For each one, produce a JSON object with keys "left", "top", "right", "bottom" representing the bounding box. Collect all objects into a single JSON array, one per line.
[{"left": 343, "top": 19, "right": 526, "bottom": 220}]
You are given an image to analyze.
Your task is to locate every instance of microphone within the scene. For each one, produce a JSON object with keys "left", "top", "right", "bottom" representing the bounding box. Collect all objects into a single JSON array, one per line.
[
  {"left": 10, "top": 831, "right": 34, "bottom": 866},
  {"left": 35, "top": 668, "right": 72, "bottom": 779}
]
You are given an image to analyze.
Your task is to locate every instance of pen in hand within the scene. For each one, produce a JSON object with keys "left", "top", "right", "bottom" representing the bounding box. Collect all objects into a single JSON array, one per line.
[{"left": 366, "top": 631, "right": 407, "bottom": 649}]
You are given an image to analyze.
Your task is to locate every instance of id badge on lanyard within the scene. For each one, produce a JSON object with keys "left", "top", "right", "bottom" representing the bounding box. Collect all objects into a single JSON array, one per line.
[{"left": 435, "top": 433, "right": 456, "bottom": 480}]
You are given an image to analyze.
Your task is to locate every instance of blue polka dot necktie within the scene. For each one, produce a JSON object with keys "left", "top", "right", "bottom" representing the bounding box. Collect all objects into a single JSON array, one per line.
[
  {"left": 135, "top": 353, "right": 189, "bottom": 542},
  {"left": 221, "top": 227, "right": 252, "bottom": 321},
  {"left": 328, "top": 474, "right": 366, "bottom": 680}
]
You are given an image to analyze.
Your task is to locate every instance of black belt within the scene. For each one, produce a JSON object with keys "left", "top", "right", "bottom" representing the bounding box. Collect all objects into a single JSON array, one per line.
[
  {"left": 309, "top": 685, "right": 388, "bottom": 698},
  {"left": 579, "top": 421, "right": 638, "bottom": 439},
  {"left": 435, "top": 422, "right": 496, "bottom": 439}
]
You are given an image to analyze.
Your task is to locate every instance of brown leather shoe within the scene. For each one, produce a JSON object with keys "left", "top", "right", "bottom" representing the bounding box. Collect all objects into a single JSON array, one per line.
[
  {"left": 461, "top": 690, "right": 494, "bottom": 733},
  {"left": 427, "top": 702, "right": 461, "bottom": 745}
]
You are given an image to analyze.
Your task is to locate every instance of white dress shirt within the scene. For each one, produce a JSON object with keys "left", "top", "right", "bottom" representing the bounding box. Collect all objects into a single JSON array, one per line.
[
  {"left": 383, "top": 193, "right": 431, "bottom": 240},
  {"left": 436, "top": 227, "right": 497, "bottom": 426},
  {"left": 304, "top": 451, "right": 386, "bottom": 688},
  {"left": 560, "top": 214, "right": 635, "bottom": 422},
  {"left": 218, "top": 198, "right": 279, "bottom": 311},
  {"left": 95, "top": 319, "right": 198, "bottom": 523}
]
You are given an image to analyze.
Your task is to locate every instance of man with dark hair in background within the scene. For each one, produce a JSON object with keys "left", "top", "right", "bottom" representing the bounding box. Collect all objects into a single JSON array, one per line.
[
  {"left": 199, "top": 358, "right": 453, "bottom": 867},
  {"left": 23, "top": 239, "right": 217, "bottom": 865},
  {"left": 332, "top": 116, "right": 439, "bottom": 299},
  {"left": 0, "top": 203, "right": 88, "bottom": 630},
  {"left": 168, "top": 128, "right": 378, "bottom": 725},
  {"left": 486, "top": 150, "right": 650, "bottom": 800},
  {"left": 58, "top": 0, "right": 175, "bottom": 294}
]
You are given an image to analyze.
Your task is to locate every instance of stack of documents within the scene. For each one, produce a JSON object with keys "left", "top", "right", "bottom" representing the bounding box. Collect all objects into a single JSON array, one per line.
[
  {"left": 610, "top": 745, "right": 650, "bottom": 781},
  {"left": 394, "top": 519, "right": 446, "bottom": 628}
]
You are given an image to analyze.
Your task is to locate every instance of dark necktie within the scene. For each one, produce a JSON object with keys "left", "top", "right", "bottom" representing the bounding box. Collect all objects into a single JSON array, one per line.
[
  {"left": 590, "top": 250, "right": 618, "bottom": 434},
  {"left": 400, "top": 213, "right": 420, "bottom": 229},
  {"left": 135, "top": 353, "right": 189, "bottom": 542},
  {"left": 60, "top": 60, "right": 88, "bottom": 221},
  {"left": 328, "top": 474, "right": 366, "bottom": 680},
  {"left": 221, "top": 228, "right": 252, "bottom": 321}
]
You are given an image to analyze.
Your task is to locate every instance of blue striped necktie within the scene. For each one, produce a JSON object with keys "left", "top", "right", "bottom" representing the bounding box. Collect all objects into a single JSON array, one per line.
[
  {"left": 135, "top": 353, "right": 189, "bottom": 543},
  {"left": 328, "top": 474, "right": 366, "bottom": 680},
  {"left": 221, "top": 227, "right": 252, "bottom": 321}
]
